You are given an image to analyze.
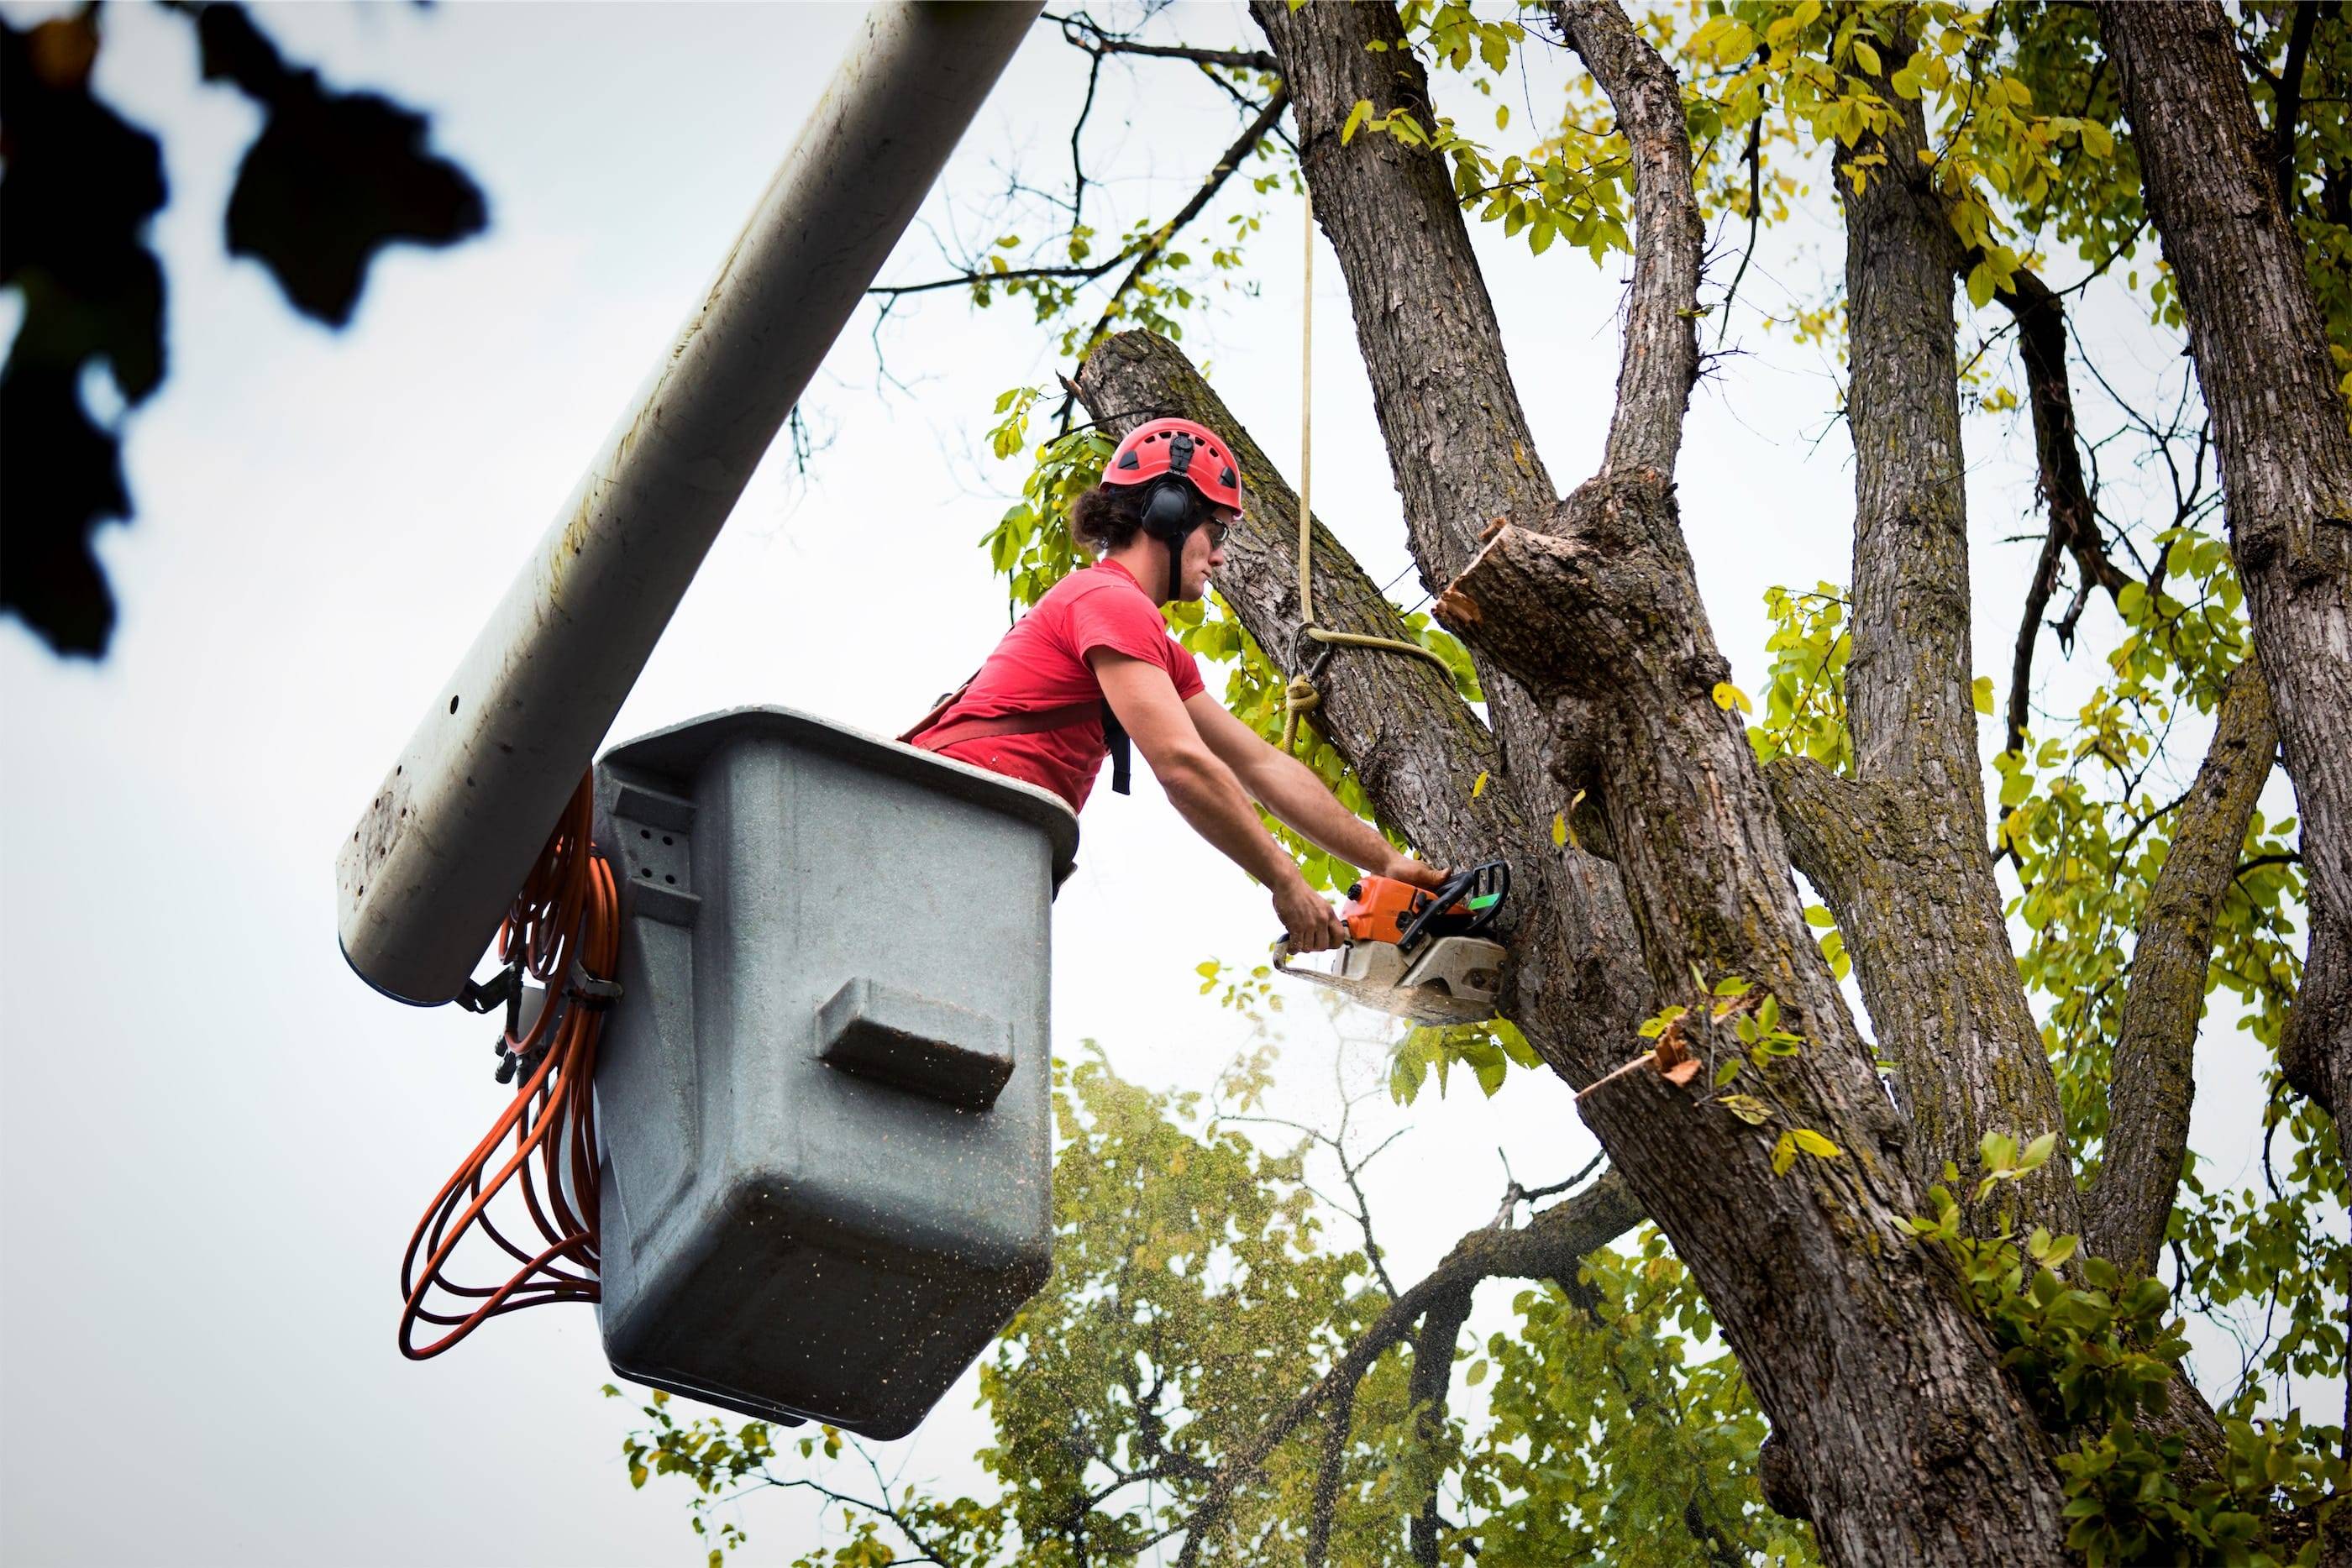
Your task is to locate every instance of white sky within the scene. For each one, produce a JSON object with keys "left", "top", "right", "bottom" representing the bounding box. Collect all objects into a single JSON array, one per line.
[{"left": 0, "top": 3, "right": 2326, "bottom": 1564}]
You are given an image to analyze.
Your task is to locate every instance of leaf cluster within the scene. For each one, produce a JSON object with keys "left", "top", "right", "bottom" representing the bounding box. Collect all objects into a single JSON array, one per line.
[{"left": 1900, "top": 1147, "right": 2348, "bottom": 1568}]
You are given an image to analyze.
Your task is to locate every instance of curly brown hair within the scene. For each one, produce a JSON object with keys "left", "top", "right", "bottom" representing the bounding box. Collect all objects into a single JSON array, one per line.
[{"left": 1068, "top": 482, "right": 1156, "bottom": 555}]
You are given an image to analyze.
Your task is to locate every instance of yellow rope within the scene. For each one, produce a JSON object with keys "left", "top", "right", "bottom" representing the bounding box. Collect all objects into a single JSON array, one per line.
[{"left": 1281, "top": 186, "right": 1457, "bottom": 756}]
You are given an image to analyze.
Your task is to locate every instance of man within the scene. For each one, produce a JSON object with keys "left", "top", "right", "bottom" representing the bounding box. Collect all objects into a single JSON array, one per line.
[{"left": 907, "top": 417, "right": 1443, "bottom": 954}]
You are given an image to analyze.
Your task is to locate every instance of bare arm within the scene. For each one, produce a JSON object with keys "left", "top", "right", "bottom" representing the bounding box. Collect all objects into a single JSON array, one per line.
[
  {"left": 1186, "top": 693, "right": 1445, "bottom": 891},
  {"left": 1090, "top": 652, "right": 1347, "bottom": 952}
]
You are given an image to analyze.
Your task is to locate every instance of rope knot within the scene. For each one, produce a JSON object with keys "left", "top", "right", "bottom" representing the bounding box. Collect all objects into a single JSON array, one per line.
[{"left": 1279, "top": 672, "right": 1322, "bottom": 755}]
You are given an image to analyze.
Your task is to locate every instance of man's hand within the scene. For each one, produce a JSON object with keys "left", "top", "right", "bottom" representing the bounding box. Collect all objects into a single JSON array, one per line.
[
  {"left": 1275, "top": 876, "right": 1348, "bottom": 953},
  {"left": 1381, "top": 855, "right": 1449, "bottom": 893}
]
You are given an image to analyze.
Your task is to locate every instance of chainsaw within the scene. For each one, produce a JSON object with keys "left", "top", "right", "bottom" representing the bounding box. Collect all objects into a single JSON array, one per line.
[{"left": 1272, "top": 860, "right": 1509, "bottom": 1026}]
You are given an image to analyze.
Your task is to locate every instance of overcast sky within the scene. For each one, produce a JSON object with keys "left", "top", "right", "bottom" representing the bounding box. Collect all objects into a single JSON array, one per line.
[{"left": 0, "top": 3, "right": 2322, "bottom": 1563}]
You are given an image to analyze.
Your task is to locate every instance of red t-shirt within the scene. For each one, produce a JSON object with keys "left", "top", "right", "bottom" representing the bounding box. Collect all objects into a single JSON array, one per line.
[{"left": 932, "top": 560, "right": 1205, "bottom": 810}]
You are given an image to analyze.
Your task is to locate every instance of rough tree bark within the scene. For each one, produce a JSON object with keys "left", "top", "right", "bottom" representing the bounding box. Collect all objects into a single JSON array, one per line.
[
  {"left": 2103, "top": 0, "right": 2352, "bottom": 1146},
  {"left": 1244, "top": 2, "right": 2070, "bottom": 1560}
]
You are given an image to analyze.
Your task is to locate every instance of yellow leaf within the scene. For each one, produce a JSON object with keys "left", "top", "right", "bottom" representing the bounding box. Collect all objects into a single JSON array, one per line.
[
  {"left": 1552, "top": 811, "right": 1568, "bottom": 848},
  {"left": 1472, "top": 769, "right": 1489, "bottom": 799},
  {"left": 1712, "top": 681, "right": 1754, "bottom": 714},
  {"left": 1971, "top": 675, "right": 1994, "bottom": 716}
]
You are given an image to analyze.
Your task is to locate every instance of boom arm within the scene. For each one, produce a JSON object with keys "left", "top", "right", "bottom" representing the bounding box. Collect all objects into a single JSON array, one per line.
[{"left": 336, "top": 1, "right": 1041, "bottom": 1004}]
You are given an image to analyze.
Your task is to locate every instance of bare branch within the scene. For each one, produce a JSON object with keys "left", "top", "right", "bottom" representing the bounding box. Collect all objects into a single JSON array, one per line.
[
  {"left": 1047, "top": 12, "right": 1279, "bottom": 74},
  {"left": 1301, "top": 1388, "right": 1355, "bottom": 1568},
  {"left": 1407, "top": 1279, "right": 1476, "bottom": 1565},
  {"left": 1715, "top": 112, "right": 1764, "bottom": 349},
  {"left": 2271, "top": 0, "right": 2320, "bottom": 214},
  {"left": 1998, "top": 264, "right": 2135, "bottom": 756}
]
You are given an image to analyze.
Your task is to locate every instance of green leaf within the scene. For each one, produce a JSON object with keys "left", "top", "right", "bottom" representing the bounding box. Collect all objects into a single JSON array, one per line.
[
  {"left": 1791, "top": 1128, "right": 1842, "bottom": 1159},
  {"left": 1717, "top": 1093, "right": 1772, "bottom": 1125},
  {"left": 1966, "top": 262, "right": 1995, "bottom": 311},
  {"left": 1341, "top": 99, "right": 1374, "bottom": 147}
]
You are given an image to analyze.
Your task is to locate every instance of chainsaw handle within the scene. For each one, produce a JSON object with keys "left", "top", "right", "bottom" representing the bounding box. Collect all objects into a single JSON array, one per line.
[
  {"left": 1395, "top": 859, "right": 1509, "bottom": 951},
  {"left": 1270, "top": 934, "right": 1350, "bottom": 971}
]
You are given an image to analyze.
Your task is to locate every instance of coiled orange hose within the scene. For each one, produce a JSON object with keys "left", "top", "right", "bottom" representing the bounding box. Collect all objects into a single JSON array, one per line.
[{"left": 397, "top": 774, "right": 619, "bottom": 1359}]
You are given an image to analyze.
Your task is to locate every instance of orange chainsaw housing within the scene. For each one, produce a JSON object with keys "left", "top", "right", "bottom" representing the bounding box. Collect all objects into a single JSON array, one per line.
[{"left": 1339, "top": 877, "right": 1465, "bottom": 947}]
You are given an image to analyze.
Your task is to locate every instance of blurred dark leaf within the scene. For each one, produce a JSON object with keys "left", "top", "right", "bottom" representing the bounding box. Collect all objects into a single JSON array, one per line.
[
  {"left": 0, "top": 3, "right": 486, "bottom": 658},
  {"left": 194, "top": 3, "right": 487, "bottom": 327},
  {"left": 0, "top": 9, "right": 170, "bottom": 656}
]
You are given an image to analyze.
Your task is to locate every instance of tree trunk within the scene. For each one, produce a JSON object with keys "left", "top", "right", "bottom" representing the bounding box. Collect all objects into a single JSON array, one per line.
[
  {"left": 1238, "top": 4, "right": 2072, "bottom": 1559},
  {"left": 2102, "top": 0, "right": 2352, "bottom": 1146}
]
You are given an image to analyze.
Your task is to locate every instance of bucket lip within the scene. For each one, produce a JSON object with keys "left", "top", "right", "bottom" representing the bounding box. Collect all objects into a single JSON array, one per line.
[{"left": 598, "top": 704, "right": 1081, "bottom": 886}]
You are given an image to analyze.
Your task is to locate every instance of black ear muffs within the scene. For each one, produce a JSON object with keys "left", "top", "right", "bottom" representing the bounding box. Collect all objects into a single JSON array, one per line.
[
  {"left": 1140, "top": 480, "right": 1197, "bottom": 538},
  {"left": 1138, "top": 480, "right": 1200, "bottom": 603},
  {"left": 1130, "top": 431, "right": 1205, "bottom": 602}
]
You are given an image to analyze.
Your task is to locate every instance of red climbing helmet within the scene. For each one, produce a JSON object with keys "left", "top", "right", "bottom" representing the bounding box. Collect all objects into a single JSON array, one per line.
[{"left": 1104, "top": 417, "right": 1243, "bottom": 512}]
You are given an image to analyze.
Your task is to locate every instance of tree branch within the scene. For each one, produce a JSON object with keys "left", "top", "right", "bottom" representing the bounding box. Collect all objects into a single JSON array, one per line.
[
  {"left": 1407, "top": 1279, "right": 1476, "bottom": 1566},
  {"left": 1551, "top": 0, "right": 1704, "bottom": 478},
  {"left": 1074, "top": 87, "right": 1290, "bottom": 359},
  {"left": 1047, "top": 12, "right": 1278, "bottom": 74},
  {"left": 1168, "top": 1169, "right": 1645, "bottom": 1561},
  {"left": 2271, "top": 0, "right": 2320, "bottom": 215},
  {"left": 1715, "top": 112, "right": 1763, "bottom": 349},
  {"left": 1828, "top": 29, "right": 2081, "bottom": 1237},
  {"left": 1998, "top": 264, "right": 2134, "bottom": 755},
  {"left": 1249, "top": 0, "right": 1553, "bottom": 586},
  {"left": 2103, "top": 0, "right": 2352, "bottom": 1182},
  {"left": 2089, "top": 659, "right": 2279, "bottom": 1277},
  {"left": 1302, "top": 1387, "right": 1356, "bottom": 1568}
]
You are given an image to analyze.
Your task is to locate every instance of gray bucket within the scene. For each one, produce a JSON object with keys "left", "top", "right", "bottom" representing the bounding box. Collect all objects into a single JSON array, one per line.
[{"left": 590, "top": 706, "right": 1077, "bottom": 1438}]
